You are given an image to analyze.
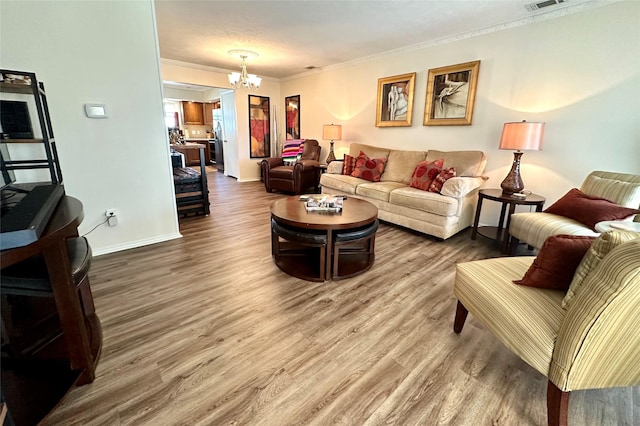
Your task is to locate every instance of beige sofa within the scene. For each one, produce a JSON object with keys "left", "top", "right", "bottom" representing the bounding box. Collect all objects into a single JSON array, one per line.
[
  {"left": 508, "top": 170, "right": 640, "bottom": 253},
  {"left": 453, "top": 234, "right": 640, "bottom": 426},
  {"left": 320, "top": 143, "right": 487, "bottom": 240}
]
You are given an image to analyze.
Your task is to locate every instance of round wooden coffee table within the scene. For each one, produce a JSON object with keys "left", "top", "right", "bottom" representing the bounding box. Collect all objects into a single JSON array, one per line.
[{"left": 270, "top": 196, "right": 378, "bottom": 281}]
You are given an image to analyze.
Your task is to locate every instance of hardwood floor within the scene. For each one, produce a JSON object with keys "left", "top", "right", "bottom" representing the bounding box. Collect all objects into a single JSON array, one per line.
[{"left": 44, "top": 168, "right": 638, "bottom": 426}]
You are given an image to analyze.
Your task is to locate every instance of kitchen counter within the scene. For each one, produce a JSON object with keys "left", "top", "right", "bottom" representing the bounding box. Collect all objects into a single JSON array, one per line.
[{"left": 171, "top": 142, "right": 210, "bottom": 166}]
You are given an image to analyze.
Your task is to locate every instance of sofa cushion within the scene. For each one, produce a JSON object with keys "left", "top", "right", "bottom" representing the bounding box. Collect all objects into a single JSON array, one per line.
[
  {"left": 428, "top": 167, "right": 457, "bottom": 193},
  {"left": 269, "top": 165, "right": 294, "bottom": 179},
  {"left": 348, "top": 143, "right": 390, "bottom": 161},
  {"left": 326, "top": 160, "right": 343, "bottom": 174},
  {"left": 544, "top": 188, "right": 640, "bottom": 231},
  {"left": 455, "top": 256, "right": 566, "bottom": 377},
  {"left": 426, "top": 150, "right": 486, "bottom": 177},
  {"left": 319, "top": 173, "right": 363, "bottom": 195},
  {"left": 580, "top": 171, "right": 640, "bottom": 208},
  {"left": 356, "top": 182, "right": 406, "bottom": 202},
  {"left": 351, "top": 154, "right": 387, "bottom": 182},
  {"left": 342, "top": 154, "right": 358, "bottom": 175},
  {"left": 409, "top": 159, "right": 443, "bottom": 191},
  {"left": 381, "top": 149, "right": 427, "bottom": 184},
  {"left": 514, "top": 235, "right": 595, "bottom": 291},
  {"left": 389, "top": 187, "right": 459, "bottom": 216},
  {"left": 562, "top": 230, "right": 640, "bottom": 309}
]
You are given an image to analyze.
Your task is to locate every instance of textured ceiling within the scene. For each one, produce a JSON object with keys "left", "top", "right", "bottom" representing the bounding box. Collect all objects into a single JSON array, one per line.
[{"left": 155, "top": 0, "right": 606, "bottom": 80}]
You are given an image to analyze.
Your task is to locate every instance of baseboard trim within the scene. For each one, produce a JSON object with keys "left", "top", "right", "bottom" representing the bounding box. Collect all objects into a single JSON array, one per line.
[{"left": 92, "top": 232, "right": 183, "bottom": 256}]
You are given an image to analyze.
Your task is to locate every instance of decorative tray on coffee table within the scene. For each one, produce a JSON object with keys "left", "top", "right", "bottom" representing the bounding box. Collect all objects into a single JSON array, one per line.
[{"left": 299, "top": 194, "right": 346, "bottom": 213}]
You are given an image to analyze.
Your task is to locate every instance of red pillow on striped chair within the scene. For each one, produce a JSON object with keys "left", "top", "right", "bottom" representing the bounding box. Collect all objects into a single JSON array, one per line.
[{"left": 514, "top": 234, "right": 595, "bottom": 290}]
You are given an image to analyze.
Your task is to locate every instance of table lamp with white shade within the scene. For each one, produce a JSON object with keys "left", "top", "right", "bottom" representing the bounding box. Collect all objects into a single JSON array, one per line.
[{"left": 322, "top": 124, "right": 342, "bottom": 164}]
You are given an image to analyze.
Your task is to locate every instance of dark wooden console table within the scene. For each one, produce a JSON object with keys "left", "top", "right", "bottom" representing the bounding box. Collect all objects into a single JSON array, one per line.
[{"left": 1, "top": 196, "right": 102, "bottom": 425}]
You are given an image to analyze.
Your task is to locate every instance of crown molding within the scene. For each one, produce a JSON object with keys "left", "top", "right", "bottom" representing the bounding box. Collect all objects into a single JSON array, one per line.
[{"left": 160, "top": 58, "right": 277, "bottom": 82}]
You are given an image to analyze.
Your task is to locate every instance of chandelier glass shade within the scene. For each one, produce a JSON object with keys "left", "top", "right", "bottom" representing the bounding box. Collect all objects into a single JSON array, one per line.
[{"left": 228, "top": 50, "right": 261, "bottom": 90}]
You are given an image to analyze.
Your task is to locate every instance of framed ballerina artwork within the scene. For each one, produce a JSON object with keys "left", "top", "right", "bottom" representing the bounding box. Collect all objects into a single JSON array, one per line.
[{"left": 423, "top": 60, "right": 480, "bottom": 126}]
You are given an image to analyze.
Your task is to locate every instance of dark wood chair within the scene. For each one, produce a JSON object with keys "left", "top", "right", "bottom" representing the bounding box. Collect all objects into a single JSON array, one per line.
[
  {"left": 261, "top": 139, "right": 321, "bottom": 194},
  {"left": 271, "top": 218, "right": 328, "bottom": 282},
  {"left": 1, "top": 237, "right": 95, "bottom": 356},
  {"left": 332, "top": 220, "right": 378, "bottom": 280}
]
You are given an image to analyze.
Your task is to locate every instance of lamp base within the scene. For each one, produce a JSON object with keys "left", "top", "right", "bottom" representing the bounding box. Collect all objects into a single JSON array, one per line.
[
  {"left": 326, "top": 141, "right": 336, "bottom": 163},
  {"left": 500, "top": 151, "right": 524, "bottom": 195}
]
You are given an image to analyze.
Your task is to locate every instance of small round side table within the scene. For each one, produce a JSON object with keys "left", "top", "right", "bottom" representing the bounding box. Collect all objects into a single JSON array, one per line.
[{"left": 471, "top": 188, "right": 546, "bottom": 253}]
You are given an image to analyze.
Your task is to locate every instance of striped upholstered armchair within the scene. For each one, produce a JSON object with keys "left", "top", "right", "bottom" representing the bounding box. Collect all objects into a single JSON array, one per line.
[
  {"left": 508, "top": 171, "right": 640, "bottom": 254},
  {"left": 453, "top": 235, "right": 640, "bottom": 426}
]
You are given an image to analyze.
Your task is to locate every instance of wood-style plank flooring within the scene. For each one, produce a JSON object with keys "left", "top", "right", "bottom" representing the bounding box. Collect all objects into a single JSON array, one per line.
[{"left": 44, "top": 168, "right": 638, "bottom": 425}]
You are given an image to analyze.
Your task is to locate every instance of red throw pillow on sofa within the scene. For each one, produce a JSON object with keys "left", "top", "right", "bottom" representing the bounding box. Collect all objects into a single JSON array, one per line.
[
  {"left": 544, "top": 188, "right": 640, "bottom": 231},
  {"left": 428, "top": 167, "right": 456, "bottom": 193},
  {"left": 409, "top": 159, "right": 443, "bottom": 191},
  {"left": 513, "top": 234, "right": 596, "bottom": 290},
  {"left": 351, "top": 152, "right": 387, "bottom": 182},
  {"left": 342, "top": 154, "right": 358, "bottom": 176}
]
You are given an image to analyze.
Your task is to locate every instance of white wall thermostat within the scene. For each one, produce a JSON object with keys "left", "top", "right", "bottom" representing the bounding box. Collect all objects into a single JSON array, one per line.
[{"left": 84, "top": 103, "right": 108, "bottom": 118}]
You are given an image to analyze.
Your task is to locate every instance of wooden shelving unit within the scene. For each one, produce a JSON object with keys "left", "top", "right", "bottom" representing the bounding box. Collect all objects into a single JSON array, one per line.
[{"left": 0, "top": 69, "right": 63, "bottom": 184}]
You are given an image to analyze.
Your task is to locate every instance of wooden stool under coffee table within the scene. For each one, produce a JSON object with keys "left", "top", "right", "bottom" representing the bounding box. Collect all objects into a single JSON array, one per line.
[{"left": 270, "top": 196, "right": 378, "bottom": 281}]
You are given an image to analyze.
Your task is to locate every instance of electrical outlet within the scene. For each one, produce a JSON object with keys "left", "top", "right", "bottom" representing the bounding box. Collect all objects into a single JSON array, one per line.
[{"left": 105, "top": 208, "right": 118, "bottom": 227}]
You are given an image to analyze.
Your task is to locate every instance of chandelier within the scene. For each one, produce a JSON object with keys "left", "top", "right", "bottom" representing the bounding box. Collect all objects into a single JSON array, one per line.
[{"left": 228, "top": 50, "right": 262, "bottom": 90}]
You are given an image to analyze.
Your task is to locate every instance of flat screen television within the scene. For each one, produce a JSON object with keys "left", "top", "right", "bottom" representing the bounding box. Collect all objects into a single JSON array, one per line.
[{"left": 0, "top": 100, "right": 34, "bottom": 139}]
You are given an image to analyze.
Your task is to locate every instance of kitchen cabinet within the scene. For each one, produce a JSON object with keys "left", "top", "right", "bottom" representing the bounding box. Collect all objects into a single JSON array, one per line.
[
  {"left": 182, "top": 101, "right": 204, "bottom": 125},
  {"left": 203, "top": 102, "right": 214, "bottom": 126},
  {"left": 203, "top": 101, "right": 221, "bottom": 127}
]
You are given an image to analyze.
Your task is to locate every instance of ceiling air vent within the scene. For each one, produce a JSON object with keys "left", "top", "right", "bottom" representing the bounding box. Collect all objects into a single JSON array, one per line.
[{"left": 525, "top": 0, "right": 565, "bottom": 12}]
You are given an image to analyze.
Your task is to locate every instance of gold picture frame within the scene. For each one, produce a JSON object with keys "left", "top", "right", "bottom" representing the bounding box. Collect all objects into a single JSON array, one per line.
[
  {"left": 249, "top": 95, "right": 270, "bottom": 158},
  {"left": 285, "top": 95, "right": 300, "bottom": 140},
  {"left": 375, "top": 72, "right": 416, "bottom": 127},
  {"left": 423, "top": 60, "right": 480, "bottom": 126}
]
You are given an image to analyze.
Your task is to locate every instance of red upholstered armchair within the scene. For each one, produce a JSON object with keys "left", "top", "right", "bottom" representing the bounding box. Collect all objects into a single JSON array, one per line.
[{"left": 261, "top": 139, "right": 322, "bottom": 194}]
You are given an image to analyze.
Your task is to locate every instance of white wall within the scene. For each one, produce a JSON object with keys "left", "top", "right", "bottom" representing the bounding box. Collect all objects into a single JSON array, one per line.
[
  {"left": 281, "top": 1, "right": 640, "bottom": 226},
  {"left": 1, "top": 0, "right": 180, "bottom": 255}
]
